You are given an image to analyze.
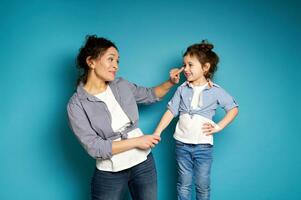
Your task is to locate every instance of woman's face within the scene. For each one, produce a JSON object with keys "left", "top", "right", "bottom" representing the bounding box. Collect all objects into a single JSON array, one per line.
[{"left": 90, "top": 47, "right": 119, "bottom": 82}]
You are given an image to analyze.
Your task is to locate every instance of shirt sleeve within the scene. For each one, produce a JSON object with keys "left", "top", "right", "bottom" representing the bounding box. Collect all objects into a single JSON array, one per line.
[
  {"left": 67, "top": 102, "right": 113, "bottom": 160},
  {"left": 216, "top": 87, "right": 239, "bottom": 112},
  {"left": 167, "top": 86, "right": 182, "bottom": 117},
  {"left": 120, "top": 78, "right": 160, "bottom": 104}
]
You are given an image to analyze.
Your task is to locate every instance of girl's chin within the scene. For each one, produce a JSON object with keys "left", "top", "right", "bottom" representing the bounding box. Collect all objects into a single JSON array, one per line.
[{"left": 186, "top": 77, "right": 194, "bottom": 82}]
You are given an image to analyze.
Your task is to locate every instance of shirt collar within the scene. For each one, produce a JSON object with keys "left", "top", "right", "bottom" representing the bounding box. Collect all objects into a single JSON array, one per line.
[
  {"left": 76, "top": 81, "right": 116, "bottom": 102},
  {"left": 184, "top": 80, "right": 220, "bottom": 90}
]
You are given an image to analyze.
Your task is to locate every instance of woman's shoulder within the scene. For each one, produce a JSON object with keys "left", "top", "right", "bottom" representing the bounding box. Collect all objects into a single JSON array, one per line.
[
  {"left": 67, "top": 92, "right": 81, "bottom": 108},
  {"left": 112, "top": 77, "right": 137, "bottom": 89},
  {"left": 112, "top": 77, "right": 128, "bottom": 85}
]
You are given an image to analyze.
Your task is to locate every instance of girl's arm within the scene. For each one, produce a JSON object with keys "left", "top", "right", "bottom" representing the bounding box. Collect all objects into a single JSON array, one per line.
[
  {"left": 203, "top": 107, "right": 239, "bottom": 136},
  {"left": 153, "top": 109, "right": 174, "bottom": 136}
]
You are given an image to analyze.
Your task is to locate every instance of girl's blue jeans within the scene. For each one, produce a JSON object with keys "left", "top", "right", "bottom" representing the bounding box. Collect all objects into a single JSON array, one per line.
[{"left": 175, "top": 140, "right": 213, "bottom": 200}]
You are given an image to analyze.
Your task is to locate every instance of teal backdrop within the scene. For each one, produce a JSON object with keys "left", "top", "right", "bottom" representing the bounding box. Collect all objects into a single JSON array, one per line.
[{"left": 1, "top": 0, "right": 300, "bottom": 199}]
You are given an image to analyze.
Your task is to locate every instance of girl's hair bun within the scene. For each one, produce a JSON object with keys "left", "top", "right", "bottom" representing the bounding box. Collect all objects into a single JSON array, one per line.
[{"left": 199, "top": 40, "right": 214, "bottom": 52}]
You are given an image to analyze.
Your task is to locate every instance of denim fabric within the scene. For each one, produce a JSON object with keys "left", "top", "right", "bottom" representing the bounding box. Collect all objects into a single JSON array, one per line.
[
  {"left": 175, "top": 140, "right": 213, "bottom": 200},
  {"left": 91, "top": 153, "right": 157, "bottom": 200},
  {"left": 168, "top": 81, "right": 238, "bottom": 119}
]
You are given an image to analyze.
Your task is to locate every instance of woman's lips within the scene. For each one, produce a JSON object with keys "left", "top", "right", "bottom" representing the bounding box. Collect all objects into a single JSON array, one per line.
[{"left": 109, "top": 71, "right": 116, "bottom": 76}]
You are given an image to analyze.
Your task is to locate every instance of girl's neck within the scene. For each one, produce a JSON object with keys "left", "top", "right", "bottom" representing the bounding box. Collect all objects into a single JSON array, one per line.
[
  {"left": 190, "top": 76, "right": 208, "bottom": 86},
  {"left": 84, "top": 73, "right": 108, "bottom": 95}
]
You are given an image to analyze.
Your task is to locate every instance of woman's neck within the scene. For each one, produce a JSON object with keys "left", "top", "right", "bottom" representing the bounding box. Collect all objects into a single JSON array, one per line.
[{"left": 83, "top": 74, "right": 108, "bottom": 95}]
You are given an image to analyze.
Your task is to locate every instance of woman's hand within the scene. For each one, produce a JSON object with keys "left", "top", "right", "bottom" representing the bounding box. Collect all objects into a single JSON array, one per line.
[
  {"left": 153, "top": 68, "right": 183, "bottom": 98},
  {"left": 202, "top": 123, "right": 222, "bottom": 136},
  {"left": 135, "top": 135, "right": 161, "bottom": 149},
  {"left": 169, "top": 67, "right": 184, "bottom": 84}
]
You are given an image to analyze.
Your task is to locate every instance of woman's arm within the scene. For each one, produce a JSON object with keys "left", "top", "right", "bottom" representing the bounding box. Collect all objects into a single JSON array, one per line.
[
  {"left": 153, "top": 109, "right": 174, "bottom": 136},
  {"left": 112, "top": 135, "right": 161, "bottom": 154},
  {"left": 153, "top": 67, "right": 183, "bottom": 98},
  {"left": 202, "top": 107, "right": 239, "bottom": 135},
  {"left": 68, "top": 101, "right": 161, "bottom": 158}
]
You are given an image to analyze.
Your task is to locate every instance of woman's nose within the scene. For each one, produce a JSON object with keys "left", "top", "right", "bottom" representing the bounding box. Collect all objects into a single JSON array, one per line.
[{"left": 113, "top": 63, "right": 119, "bottom": 70}]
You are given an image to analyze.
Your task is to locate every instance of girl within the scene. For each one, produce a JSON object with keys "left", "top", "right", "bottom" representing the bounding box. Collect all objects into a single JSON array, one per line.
[{"left": 153, "top": 40, "right": 239, "bottom": 200}]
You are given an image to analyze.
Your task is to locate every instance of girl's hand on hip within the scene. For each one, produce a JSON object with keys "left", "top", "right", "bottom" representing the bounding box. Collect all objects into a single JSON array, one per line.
[{"left": 202, "top": 122, "right": 221, "bottom": 136}]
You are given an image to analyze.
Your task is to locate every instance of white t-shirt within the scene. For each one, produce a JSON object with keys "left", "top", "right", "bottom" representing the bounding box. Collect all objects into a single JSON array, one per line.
[
  {"left": 95, "top": 86, "right": 131, "bottom": 132},
  {"left": 190, "top": 83, "right": 208, "bottom": 109},
  {"left": 94, "top": 86, "right": 150, "bottom": 172}
]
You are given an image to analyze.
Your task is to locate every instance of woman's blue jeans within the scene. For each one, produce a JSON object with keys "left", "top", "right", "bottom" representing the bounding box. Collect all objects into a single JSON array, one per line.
[
  {"left": 91, "top": 153, "right": 157, "bottom": 200},
  {"left": 175, "top": 140, "right": 213, "bottom": 200}
]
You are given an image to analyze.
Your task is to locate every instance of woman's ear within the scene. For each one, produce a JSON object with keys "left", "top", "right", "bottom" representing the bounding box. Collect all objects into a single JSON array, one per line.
[{"left": 86, "top": 56, "right": 95, "bottom": 69}]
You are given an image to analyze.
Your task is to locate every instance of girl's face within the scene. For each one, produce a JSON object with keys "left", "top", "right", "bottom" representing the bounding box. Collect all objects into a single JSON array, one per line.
[
  {"left": 89, "top": 47, "right": 119, "bottom": 82},
  {"left": 183, "top": 54, "right": 209, "bottom": 83}
]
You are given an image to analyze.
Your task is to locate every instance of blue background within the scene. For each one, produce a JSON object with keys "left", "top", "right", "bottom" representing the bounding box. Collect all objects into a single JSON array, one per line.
[{"left": 1, "top": 0, "right": 300, "bottom": 199}]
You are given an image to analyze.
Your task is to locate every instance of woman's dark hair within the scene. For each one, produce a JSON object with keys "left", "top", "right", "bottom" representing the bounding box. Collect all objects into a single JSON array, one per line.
[
  {"left": 183, "top": 40, "right": 219, "bottom": 79},
  {"left": 76, "top": 35, "right": 118, "bottom": 85}
]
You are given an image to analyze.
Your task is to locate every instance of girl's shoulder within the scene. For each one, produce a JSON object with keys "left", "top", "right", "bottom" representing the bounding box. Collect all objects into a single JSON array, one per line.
[
  {"left": 210, "top": 82, "right": 233, "bottom": 98},
  {"left": 210, "top": 82, "right": 224, "bottom": 91}
]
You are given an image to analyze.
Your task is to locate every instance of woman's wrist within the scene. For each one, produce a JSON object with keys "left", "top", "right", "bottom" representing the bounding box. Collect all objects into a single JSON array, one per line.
[
  {"left": 130, "top": 137, "right": 140, "bottom": 148},
  {"left": 168, "top": 78, "right": 177, "bottom": 86}
]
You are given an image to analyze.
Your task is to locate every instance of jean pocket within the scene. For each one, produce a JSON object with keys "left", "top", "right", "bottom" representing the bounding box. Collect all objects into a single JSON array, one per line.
[
  {"left": 200, "top": 144, "right": 213, "bottom": 149},
  {"left": 175, "top": 140, "right": 185, "bottom": 147}
]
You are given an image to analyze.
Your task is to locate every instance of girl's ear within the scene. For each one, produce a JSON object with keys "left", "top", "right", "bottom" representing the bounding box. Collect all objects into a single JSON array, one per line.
[
  {"left": 203, "top": 62, "right": 211, "bottom": 73},
  {"left": 86, "top": 56, "right": 95, "bottom": 69}
]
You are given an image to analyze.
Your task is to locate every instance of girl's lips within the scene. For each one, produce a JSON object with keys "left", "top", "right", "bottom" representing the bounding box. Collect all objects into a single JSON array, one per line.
[{"left": 184, "top": 73, "right": 192, "bottom": 77}]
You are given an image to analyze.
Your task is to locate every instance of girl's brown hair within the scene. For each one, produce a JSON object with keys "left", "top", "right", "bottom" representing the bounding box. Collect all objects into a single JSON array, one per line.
[{"left": 184, "top": 40, "right": 219, "bottom": 79}]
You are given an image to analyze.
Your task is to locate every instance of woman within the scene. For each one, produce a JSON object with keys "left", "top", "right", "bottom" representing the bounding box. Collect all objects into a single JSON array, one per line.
[{"left": 67, "top": 35, "right": 182, "bottom": 200}]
